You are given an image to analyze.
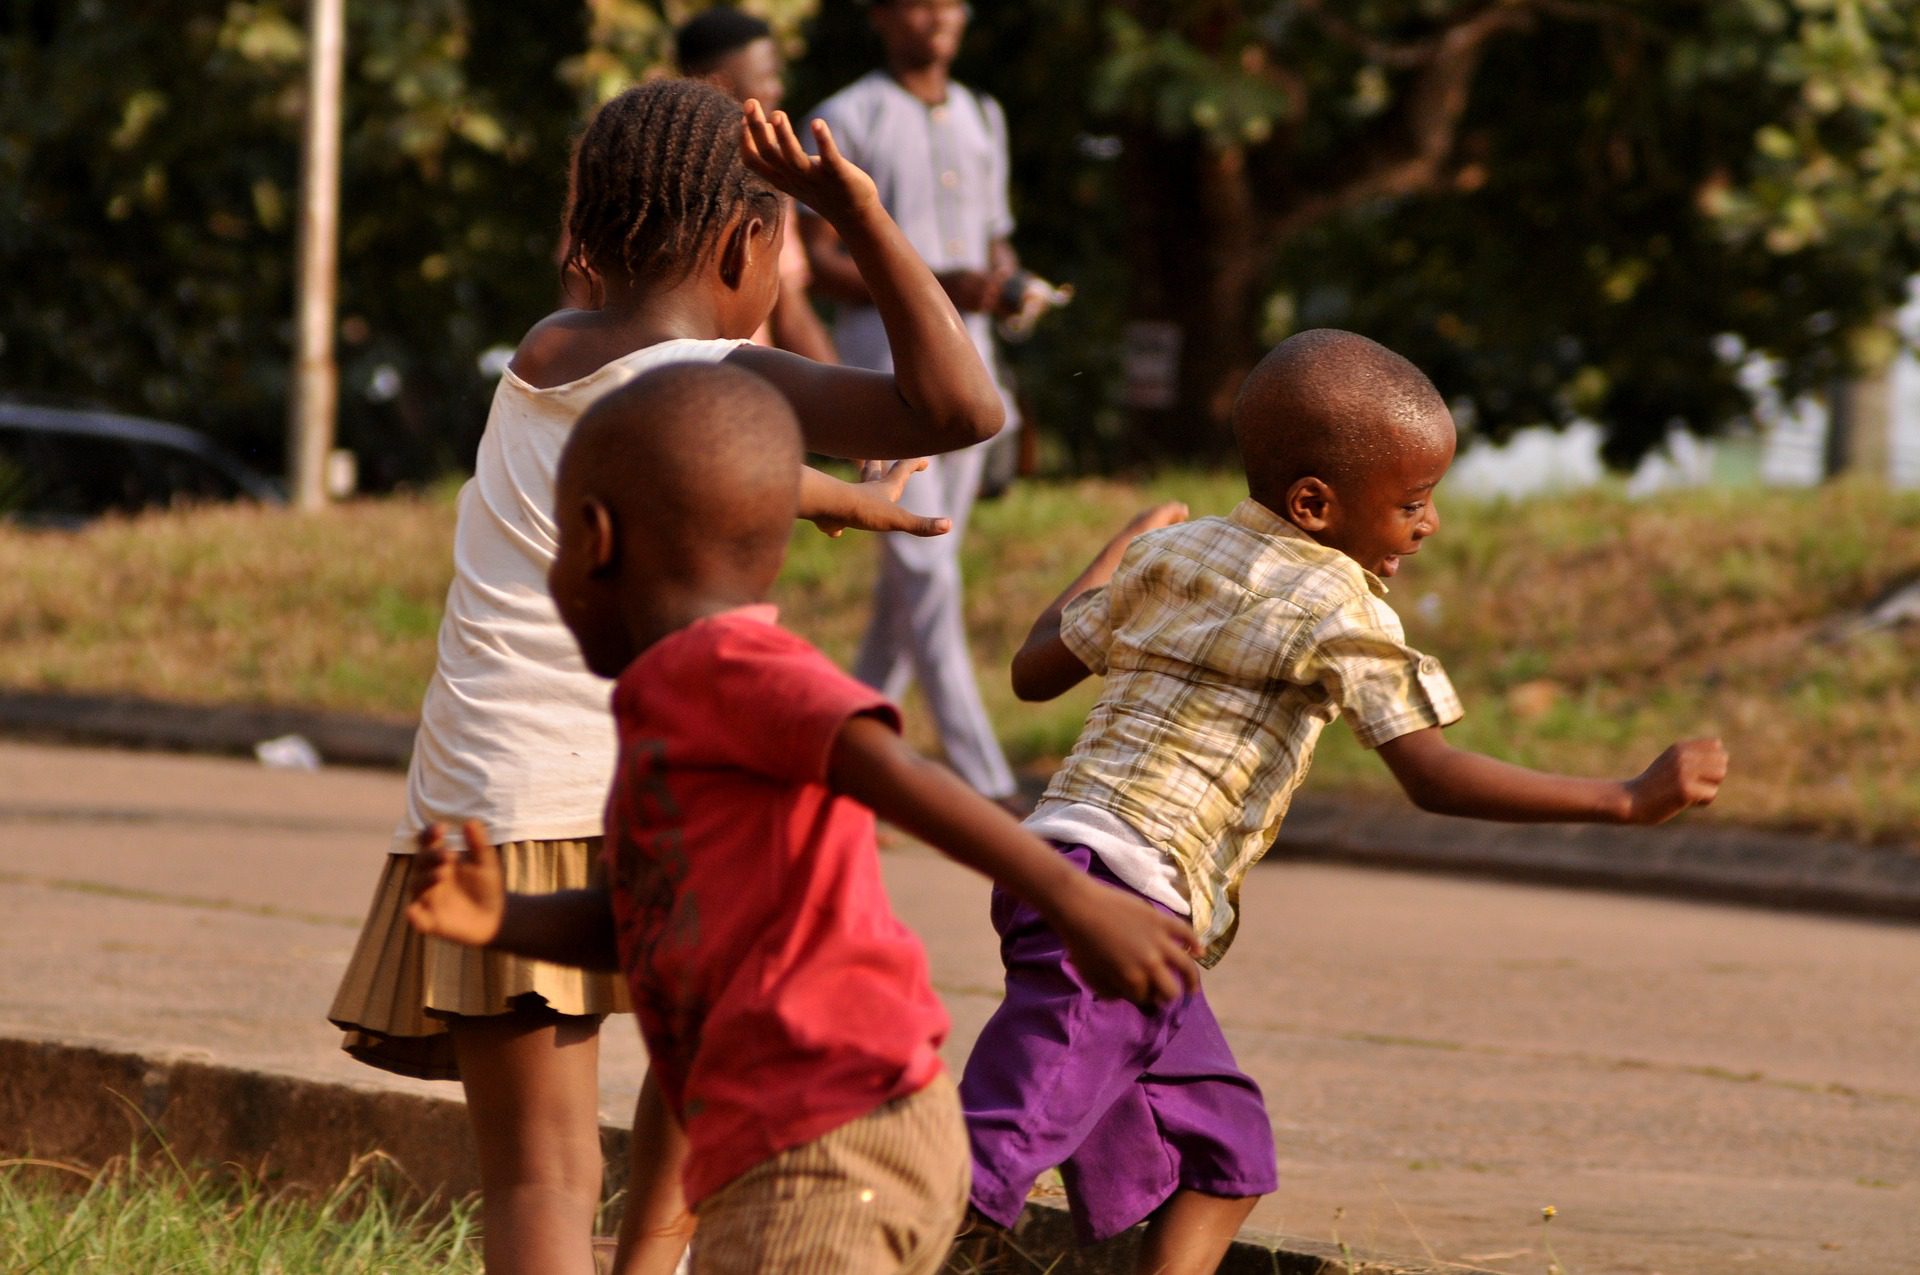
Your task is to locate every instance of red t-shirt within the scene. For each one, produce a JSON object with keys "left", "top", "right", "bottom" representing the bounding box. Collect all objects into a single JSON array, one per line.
[{"left": 602, "top": 606, "right": 949, "bottom": 1205}]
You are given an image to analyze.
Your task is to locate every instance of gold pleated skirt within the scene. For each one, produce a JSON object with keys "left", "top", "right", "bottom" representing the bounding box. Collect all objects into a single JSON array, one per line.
[{"left": 327, "top": 837, "right": 631, "bottom": 1081}]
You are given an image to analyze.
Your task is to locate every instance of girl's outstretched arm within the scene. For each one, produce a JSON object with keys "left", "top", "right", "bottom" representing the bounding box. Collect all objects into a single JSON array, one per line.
[
  {"left": 800, "top": 460, "right": 950, "bottom": 538},
  {"left": 729, "top": 103, "right": 1003, "bottom": 460}
]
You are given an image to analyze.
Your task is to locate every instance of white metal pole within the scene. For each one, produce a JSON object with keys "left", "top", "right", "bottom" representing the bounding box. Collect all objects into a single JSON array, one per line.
[{"left": 287, "top": 0, "right": 345, "bottom": 510}]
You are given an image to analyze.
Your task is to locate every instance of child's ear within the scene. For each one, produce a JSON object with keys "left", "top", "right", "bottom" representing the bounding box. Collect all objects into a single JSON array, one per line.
[
  {"left": 584, "top": 498, "right": 619, "bottom": 576},
  {"left": 1286, "top": 477, "right": 1336, "bottom": 532},
  {"left": 717, "top": 215, "right": 769, "bottom": 290}
]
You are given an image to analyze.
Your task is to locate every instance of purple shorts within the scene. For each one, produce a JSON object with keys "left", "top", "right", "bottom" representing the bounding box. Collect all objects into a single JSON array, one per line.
[{"left": 959, "top": 843, "right": 1278, "bottom": 1243}]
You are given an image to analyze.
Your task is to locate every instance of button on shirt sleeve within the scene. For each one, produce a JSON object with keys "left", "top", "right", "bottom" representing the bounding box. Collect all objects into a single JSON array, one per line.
[
  {"left": 1057, "top": 584, "right": 1114, "bottom": 676},
  {"left": 1299, "top": 590, "right": 1463, "bottom": 749}
]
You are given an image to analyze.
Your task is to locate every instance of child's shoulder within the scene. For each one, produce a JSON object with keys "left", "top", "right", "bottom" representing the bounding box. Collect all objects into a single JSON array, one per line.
[
  {"left": 505, "top": 310, "right": 612, "bottom": 390},
  {"left": 655, "top": 607, "right": 831, "bottom": 682},
  {"left": 1147, "top": 511, "right": 1374, "bottom": 612}
]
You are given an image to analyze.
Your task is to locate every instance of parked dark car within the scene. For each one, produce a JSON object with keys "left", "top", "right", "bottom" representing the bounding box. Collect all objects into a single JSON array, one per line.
[{"left": 0, "top": 402, "right": 284, "bottom": 527}]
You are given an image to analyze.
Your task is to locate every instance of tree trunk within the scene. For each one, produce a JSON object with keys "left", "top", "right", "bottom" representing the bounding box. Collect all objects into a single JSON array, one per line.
[
  {"left": 1826, "top": 369, "right": 1893, "bottom": 481},
  {"left": 1119, "top": 133, "right": 1261, "bottom": 463}
]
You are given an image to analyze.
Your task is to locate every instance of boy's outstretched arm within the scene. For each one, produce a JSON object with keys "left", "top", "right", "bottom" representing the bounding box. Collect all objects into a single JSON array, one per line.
[
  {"left": 799, "top": 459, "right": 950, "bottom": 539},
  {"left": 828, "top": 715, "right": 1202, "bottom": 1005},
  {"left": 731, "top": 105, "right": 1003, "bottom": 460},
  {"left": 1376, "top": 729, "right": 1728, "bottom": 825},
  {"left": 405, "top": 821, "right": 621, "bottom": 971},
  {"left": 1011, "top": 502, "right": 1187, "bottom": 702}
]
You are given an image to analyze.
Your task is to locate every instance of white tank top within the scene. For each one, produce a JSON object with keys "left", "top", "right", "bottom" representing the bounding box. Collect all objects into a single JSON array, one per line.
[{"left": 392, "top": 337, "right": 747, "bottom": 853}]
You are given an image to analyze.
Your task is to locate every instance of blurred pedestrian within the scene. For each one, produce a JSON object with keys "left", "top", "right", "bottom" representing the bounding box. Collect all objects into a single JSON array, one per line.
[
  {"left": 676, "top": 8, "right": 838, "bottom": 363},
  {"left": 802, "top": 0, "right": 1027, "bottom": 809}
]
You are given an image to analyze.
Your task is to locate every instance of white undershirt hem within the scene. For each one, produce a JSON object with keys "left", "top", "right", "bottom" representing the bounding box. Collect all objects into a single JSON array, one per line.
[{"left": 1023, "top": 800, "right": 1191, "bottom": 916}]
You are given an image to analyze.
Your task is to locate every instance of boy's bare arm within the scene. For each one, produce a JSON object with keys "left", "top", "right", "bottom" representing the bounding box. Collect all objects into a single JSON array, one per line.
[
  {"left": 406, "top": 821, "right": 621, "bottom": 971},
  {"left": 827, "top": 715, "right": 1201, "bottom": 1004},
  {"left": 799, "top": 461, "right": 950, "bottom": 539},
  {"left": 733, "top": 105, "right": 1003, "bottom": 459},
  {"left": 1376, "top": 729, "right": 1727, "bottom": 825},
  {"left": 1012, "top": 502, "right": 1187, "bottom": 702}
]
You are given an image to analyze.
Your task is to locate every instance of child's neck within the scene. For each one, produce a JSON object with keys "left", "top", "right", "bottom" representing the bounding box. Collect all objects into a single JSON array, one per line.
[
  {"left": 624, "top": 581, "right": 771, "bottom": 661},
  {"left": 591, "top": 274, "right": 729, "bottom": 344}
]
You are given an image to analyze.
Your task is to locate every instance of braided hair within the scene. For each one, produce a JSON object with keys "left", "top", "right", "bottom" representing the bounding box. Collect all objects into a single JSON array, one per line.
[{"left": 561, "top": 79, "right": 781, "bottom": 290}]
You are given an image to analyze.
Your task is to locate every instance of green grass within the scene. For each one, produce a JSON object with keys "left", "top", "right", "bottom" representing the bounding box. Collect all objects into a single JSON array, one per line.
[
  {"left": 2, "top": 473, "right": 1918, "bottom": 840},
  {"left": 0, "top": 1148, "right": 481, "bottom": 1274}
]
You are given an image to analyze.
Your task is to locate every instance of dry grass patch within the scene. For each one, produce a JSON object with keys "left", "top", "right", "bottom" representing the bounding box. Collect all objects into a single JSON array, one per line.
[{"left": 2, "top": 474, "right": 1916, "bottom": 841}]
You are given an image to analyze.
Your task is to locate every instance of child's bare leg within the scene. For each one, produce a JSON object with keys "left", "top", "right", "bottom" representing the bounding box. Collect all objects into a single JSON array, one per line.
[
  {"left": 1135, "top": 1189, "right": 1260, "bottom": 1275},
  {"left": 452, "top": 1007, "right": 605, "bottom": 1275},
  {"left": 608, "top": 1069, "right": 696, "bottom": 1275}
]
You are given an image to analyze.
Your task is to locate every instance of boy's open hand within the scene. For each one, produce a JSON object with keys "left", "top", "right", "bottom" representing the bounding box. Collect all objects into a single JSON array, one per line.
[
  {"left": 405, "top": 820, "right": 507, "bottom": 946},
  {"left": 1624, "top": 738, "right": 1728, "bottom": 824},
  {"left": 1052, "top": 876, "right": 1203, "bottom": 1006},
  {"left": 809, "top": 458, "right": 950, "bottom": 539},
  {"left": 740, "top": 102, "right": 878, "bottom": 223}
]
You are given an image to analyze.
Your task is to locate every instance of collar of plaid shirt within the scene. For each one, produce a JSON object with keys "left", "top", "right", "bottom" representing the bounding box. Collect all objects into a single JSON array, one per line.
[{"left": 1230, "top": 497, "right": 1392, "bottom": 597}]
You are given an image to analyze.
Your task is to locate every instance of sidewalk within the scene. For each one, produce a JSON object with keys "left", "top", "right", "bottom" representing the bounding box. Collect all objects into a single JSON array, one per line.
[
  {"left": 5, "top": 738, "right": 1916, "bottom": 1274},
  {"left": 7, "top": 686, "right": 1917, "bottom": 919}
]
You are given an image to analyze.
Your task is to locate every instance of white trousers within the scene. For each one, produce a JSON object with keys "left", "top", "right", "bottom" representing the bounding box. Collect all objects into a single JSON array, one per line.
[{"left": 852, "top": 439, "right": 1017, "bottom": 799}]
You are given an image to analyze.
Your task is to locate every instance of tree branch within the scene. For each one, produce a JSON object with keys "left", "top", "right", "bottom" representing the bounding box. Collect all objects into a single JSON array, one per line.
[
  {"left": 1260, "top": 0, "right": 1640, "bottom": 250},
  {"left": 1267, "top": 3, "right": 1533, "bottom": 242}
]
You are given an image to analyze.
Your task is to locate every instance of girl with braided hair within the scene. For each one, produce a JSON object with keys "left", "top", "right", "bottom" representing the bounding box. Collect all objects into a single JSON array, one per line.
[{"left": 328, "top": 78, "right": 1002, "bottom": 1275}]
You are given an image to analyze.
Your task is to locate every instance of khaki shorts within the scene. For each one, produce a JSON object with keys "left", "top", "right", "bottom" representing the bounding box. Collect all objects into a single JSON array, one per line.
[
  {"left": 692, "top": 1073, "right": 970, "bottom": 1275},
  {"left": 327, "top": 838, "right": 630, "bottom": 1081}
]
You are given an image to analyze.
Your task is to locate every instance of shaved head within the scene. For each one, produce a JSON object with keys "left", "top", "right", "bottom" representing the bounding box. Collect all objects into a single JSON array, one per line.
[
  {"left": 1232, "top": 329, "right": 1454, "bottom": 504},
  {"left": 560, "top": 361, "right": 802, "bottom": 589}
]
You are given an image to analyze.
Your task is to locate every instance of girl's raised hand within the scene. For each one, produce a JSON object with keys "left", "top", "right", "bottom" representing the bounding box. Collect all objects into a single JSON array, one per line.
[
  {"left": 404, "top": 820, "right": 507, "bottom": 947},
  {"left": 740, "top": 100, "right": 878, "bottom": 223}
]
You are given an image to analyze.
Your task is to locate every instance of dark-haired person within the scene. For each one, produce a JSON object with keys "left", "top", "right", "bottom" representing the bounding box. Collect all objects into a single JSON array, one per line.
[
  {"left": 676, "top": 7, "right": 837, "bottom": 363},
  {"left": 328, "top": 80, "right": 1003, "bottom": 1275},
  {"left": 801, "top": 0, "right": 1025, "bottom": 811}
]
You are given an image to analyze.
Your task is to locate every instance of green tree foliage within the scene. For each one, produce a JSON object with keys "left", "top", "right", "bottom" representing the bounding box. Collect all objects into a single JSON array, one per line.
[
  {"left": 1076, "top": 0, "right": 1920, "bottom": 460},
  {"left": 4, "top": 2, "right": 1917, "bottom": 480},
  {"left": 2, "top": 1, "right": 586, "bottom": 480}
]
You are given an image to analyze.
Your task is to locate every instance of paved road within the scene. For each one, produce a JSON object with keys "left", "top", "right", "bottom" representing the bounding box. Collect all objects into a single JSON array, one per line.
[{"left": 2, "top": 740, "right": 1915, "bottom": 1274}]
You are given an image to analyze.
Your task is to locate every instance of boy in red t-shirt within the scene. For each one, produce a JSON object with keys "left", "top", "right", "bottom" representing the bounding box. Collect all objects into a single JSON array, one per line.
[{"left": 406, "top": 361, "right": 1201, "bottom": 1274}]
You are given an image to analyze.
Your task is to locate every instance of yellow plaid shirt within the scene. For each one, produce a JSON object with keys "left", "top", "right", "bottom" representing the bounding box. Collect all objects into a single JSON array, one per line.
[{"left": 1048, "top": 498, "right": 1463, "bottom": 966}]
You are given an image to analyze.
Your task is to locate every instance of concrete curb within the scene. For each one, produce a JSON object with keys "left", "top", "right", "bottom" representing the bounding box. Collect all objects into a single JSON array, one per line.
[
  {"left": 1270, "top": 795, "right": 1920, "bottom": 922},
  {"left": 7, "top": 688, "right": 1916, "bottom": 923},
  {"left": 0, "top": 1034, "right": 1438, "bottom": 1275},
  {"left": 0, "top": 689, "right": 415, "bottom": 771}
]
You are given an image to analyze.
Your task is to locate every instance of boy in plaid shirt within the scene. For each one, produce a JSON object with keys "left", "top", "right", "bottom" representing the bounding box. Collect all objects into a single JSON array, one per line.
[{"left": 962, "top": 328, "right": 1728, "bottom": 1274}]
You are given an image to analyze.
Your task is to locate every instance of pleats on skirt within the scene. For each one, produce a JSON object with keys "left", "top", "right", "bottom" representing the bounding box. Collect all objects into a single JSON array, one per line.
[{"left": 327, "top": 837, "right": 630, "bottom": 1081}]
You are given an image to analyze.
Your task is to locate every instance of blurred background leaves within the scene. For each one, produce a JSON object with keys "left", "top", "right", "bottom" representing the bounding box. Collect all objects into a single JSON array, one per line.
[{"left": 5, "top": 0, "right": 1920, "bottom": 483}]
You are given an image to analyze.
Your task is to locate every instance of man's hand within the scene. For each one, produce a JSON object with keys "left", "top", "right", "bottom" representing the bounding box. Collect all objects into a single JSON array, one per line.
[
  {"left": 405, "top": 821, "right": 507, "bottom": 947},
  {"left": 1624, "top": 738, "right": 1728, "bottom": 825},
  {"left": 1048, "top": 874, "right": 1202, "bottom": 1006},
  {"left": 805, "top": 460, "right": 950, "bottom": 538},
  {"left": 741, "top": 102, "right": 879, "bottom": 225},
  {"left": 935, "top": 268, "right": 1014, "bottom": 315}
]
